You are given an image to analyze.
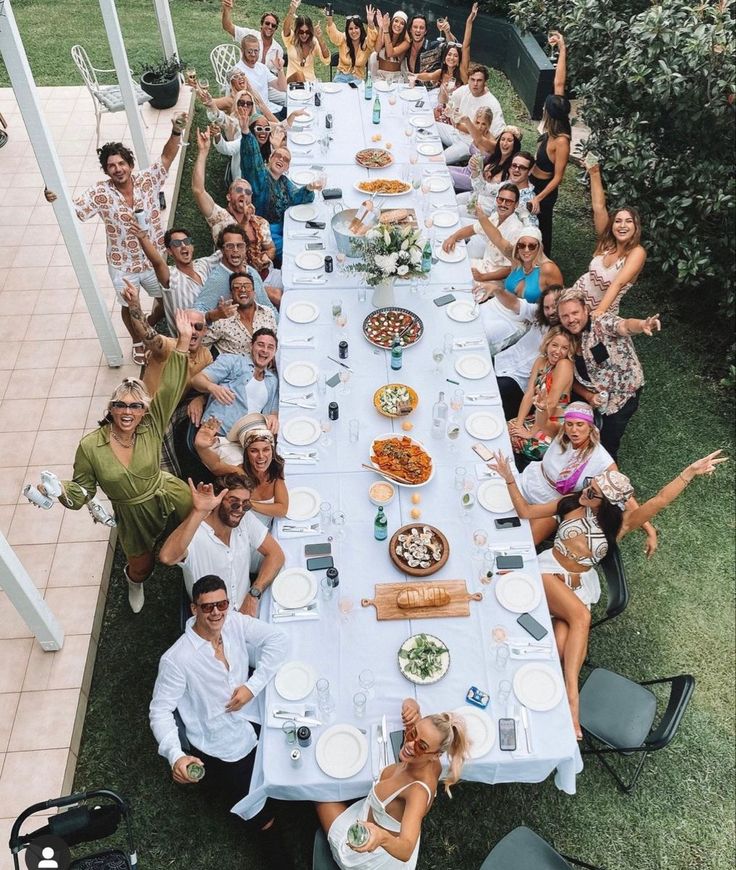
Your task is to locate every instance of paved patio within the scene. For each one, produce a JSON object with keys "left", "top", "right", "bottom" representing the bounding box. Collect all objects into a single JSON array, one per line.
[{"left": 0, "top": 83, "right": 189, "bottom": 861}]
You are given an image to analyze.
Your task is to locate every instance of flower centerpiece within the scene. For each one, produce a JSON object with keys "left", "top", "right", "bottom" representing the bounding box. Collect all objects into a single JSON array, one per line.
[{"left": 348, "top": 224, "right": 426, "bottom": 307}]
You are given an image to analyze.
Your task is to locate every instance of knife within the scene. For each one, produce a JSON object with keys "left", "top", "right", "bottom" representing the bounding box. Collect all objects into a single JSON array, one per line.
[
  {"left": 273, "top": 603, "right": 318, "bottom": 615},
  {"left": 520, "top": 706, "right": 533, "bottom": 754},
  {"left": 327, "top": 356, "right": 352, "bottom": 371},
  {"left": 381, "top": 715, "right": 388, "bottom": 768},
  {"left": 273, "top": 711, "right": 322, "bottom": 727}
]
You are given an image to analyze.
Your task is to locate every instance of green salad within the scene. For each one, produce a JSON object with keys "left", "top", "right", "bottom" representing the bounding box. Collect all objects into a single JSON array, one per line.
[{"left": 399, "top": 634, "right": 449, "bottom": 681}]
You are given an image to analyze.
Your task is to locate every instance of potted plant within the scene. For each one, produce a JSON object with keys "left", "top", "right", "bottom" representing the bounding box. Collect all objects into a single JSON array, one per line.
[{"left": 139, "top": 55, "right": 186, "bottom": 110}]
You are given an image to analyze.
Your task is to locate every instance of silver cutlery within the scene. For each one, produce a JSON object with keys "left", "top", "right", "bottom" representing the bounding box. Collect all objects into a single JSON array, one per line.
[
  {"left": 293, "top": 277, "right": 326, "bottom": 285},
  {"left": 520, "top": 705, "right": 533, "bottom": 754},
  {"left": 282, "top": 337, "right": 315, "bottom": 345},
  {"left": 327, "top": 356, "right": 352, "bottom": 370},
  {"left": 291, "top": 232, "right": 320, "bottom": 239},
  {"left": 281, "top": 522, "right": 320, "bottom": 532},
  {"left": 280, "top": 400, "right": 317, "bottom": 409},
  {"left": 273, "top": 710, "right": 322, "bottom": 727},
  {"left": 273, "top": 603, "right": 319, "bottom": 616}
]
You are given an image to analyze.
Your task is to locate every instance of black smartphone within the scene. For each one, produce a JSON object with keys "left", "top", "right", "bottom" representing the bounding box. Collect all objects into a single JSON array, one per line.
[
  {"left": 389, "top": 729, "right": 404, "bottom": 763},
  {"left": 496, "top": 554, "right": 524, "bottom": 570},
  {"left": 415, "top": 99, "right": 425, "bottom": 108},
  {"left": 472, "top": 442, "right": 493, "bottom": 462},
  {"left": 517, "top": 612, "right": 549, "bottom": 641},
  {"left": 305, "top": 220, "right": 326, "bottom": 229},
  {"left": 305, "top": 241, "right": 326, "bottom": 251},
  {"left": 348, "top": 81, "right": 359, "bottom": 89},
  {"left": 499, "top": 718, "right": 516, "bottom": 751},
  {"left": 326, "top": 372, "right": 341, "bottom": 387},
  {"left": 433, "top": 293, "right": 455, "bottom": 307},
  {"left": 158, "top": 191, "right": 166, "bottom": 211},
  {"left": 306, "top": 555, "right": 335, "bottom": 572},
  {"left": 304, "top": 542, "right": 331, "bottom": 558},
  {"left": 323, "top": 188, "right": 343, "bottom": 200},
  {"left": 494, "top": 516, "right": 521, "bottom": 530}
]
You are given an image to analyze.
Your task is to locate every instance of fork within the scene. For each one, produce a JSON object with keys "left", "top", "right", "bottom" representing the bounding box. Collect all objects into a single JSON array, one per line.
[{"left": 281, "top": 521, "right": 320, "bottom": 532}]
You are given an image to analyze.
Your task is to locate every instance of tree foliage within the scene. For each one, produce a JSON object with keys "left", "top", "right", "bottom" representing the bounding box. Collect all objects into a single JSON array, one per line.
[{"left": 509, "top": 0, "right": 736, "bottom": 334}]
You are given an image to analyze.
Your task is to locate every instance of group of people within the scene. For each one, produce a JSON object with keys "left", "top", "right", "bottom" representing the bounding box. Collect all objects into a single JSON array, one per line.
[{"left": 32, "top": 4, "right": 728, "bottom": 868}]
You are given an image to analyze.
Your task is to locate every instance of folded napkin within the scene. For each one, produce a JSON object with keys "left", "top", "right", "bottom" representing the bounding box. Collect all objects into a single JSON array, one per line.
[
  {"left": 266, "top": 704, "right": 320, "bottom": 729},
  {"left": 271, "top": 600, "right": 320, "bottom": 624},
  {"left": 453, "top": 338, "right": 485, "bottom": 350},
  {"left": 475, "top": 463, "right": 501, "bottom": 480},
  {"left": 278, "top": 526, "right": 323, "bottom": 539},
  {"left": 293, "top": 277, "right": 327, "bottom": 285}
]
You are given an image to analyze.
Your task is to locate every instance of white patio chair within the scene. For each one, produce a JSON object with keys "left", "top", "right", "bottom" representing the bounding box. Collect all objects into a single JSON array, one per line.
[
  {"left": 210, "top": 43, "right": 241, "bottom": 95},
  {"left": 71, "top": 44, "right": 151, "bottom": 148}
]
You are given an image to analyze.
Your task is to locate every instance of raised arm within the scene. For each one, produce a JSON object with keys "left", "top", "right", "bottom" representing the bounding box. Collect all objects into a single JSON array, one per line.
[
  {"left": 193, "top": 419, "right": 242, "bottom": 476},
  {"left": 325, "top": 17, "right": 343, "bottom": 47},
  {"left": 159, "top": 480, "right": 227, "bottom": 566},
  {"left": 356, "top": 786, "right": 430, "bottom": 862},
  {"left": 129, "top": 223, "right": 170, "bottom": 288},
  {"left": 476, "top": 206, "right": 514, "bottom": 259},
  {"left": 588, "top": 163, "right": 609, "bottom": 237},
  {"left": 314, "top": 21, "right": 331, "bottom": 64},
  {"left": 120, "top": 280, "right": 167, "bottom": 355},
  {"left": 459, "top": 2, "right": 478, "bottom": 80},
  {"left": 161, "top": 113, "right": 187, "bottom": 172},
  {"left": 490, "top": 452, "right": 560, "bottom": 519},
  {"left": 283, "top": 0, "right": 299, "bottom": 38},
  {"left": 549, "top": 30, "right": 566, "bottom": 95},
  {"left": 616, "top": 312, "right": 661, "bottom": 337},
  {"left": 192, "top": 128, "right": 217, "bottom": 219},
  {"left": 221, "top": 0, "right": 235, "bottom": 37}
]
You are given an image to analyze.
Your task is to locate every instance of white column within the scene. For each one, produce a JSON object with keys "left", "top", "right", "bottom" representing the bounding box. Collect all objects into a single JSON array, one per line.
[
  {"left": 98, "top": 0, "right": 150, "bottom": 169},
  {"left": 0, "top": 0, "right": 124, "bottom": 367},
  {"left": 0, "top": 534, "right": 64, "bottom": 651},
  {"left": 152, "top": 0, "right": 179, "bottom": 63}
]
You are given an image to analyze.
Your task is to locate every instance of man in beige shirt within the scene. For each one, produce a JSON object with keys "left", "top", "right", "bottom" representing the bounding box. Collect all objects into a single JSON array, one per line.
[{"left": 204, "top": 271, "right": 277, "bottom": 357}]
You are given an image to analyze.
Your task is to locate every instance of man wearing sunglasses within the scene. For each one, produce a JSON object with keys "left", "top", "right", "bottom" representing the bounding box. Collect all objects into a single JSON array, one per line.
[
  {"left": 160, "top": 475, "right": 284, "bottom": 617},
  {"left": 234, "top": 34, "right": 287, "bottom": 119},
  {"left": 222, "top": 0, "right": 287, "bottom": 106},
  {"left": 149, "top": 573, "right": 290, "bottom": 863}
]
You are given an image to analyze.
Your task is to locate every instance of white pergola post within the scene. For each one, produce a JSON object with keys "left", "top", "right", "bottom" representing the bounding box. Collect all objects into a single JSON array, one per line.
[
  {"left": 152, "top": 0, "right": 179, "bottom": 63},
  {"left": 98, "top": 0, "right": 150, "bottom": 169},
  {"left": 0, "top": 0, "right": 124, "bottom": 367},
  {"left": 0, "top": 534, "right": 64, "bottom": 651}
]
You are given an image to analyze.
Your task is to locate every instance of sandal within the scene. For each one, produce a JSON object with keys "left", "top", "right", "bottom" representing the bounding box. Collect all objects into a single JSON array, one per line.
[{"left": 131, "top": 342, "right": 147, "bottom": 366}]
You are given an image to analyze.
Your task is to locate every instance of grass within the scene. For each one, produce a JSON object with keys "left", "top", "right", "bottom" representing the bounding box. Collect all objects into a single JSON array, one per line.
[{"left": 4, "top": 2, "right": 734, "bottom": 867}]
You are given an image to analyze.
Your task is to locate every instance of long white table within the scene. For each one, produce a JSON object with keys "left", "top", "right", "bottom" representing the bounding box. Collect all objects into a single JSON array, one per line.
[{"left": 233, "top": 84, "right": 581, "bottom": 821}]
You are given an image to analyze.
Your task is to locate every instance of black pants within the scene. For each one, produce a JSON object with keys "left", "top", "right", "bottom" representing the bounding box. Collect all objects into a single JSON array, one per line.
[
  {"left": 531, "top": 175, "right": 559, "bottom": 257},
  {"left": 498, "top": 377, "right": 525, "bottom": 421},
  {"left": 596, "top": 389, "right": 641, "bottom": 461}
]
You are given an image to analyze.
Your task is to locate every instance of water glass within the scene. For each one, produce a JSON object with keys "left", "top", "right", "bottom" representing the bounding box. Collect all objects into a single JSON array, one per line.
[
  {"left": 332, "top": 510, "right": 346, "bottom": 541},
  {"left": 320, "top": 419, "right": 333, "bottom": 448},
  {"left": 497, "top": 679, "right": 512, "bottom": 708},
  {"left": 460, "top": 486, "right": 476, "bottom": 521},
  {"left": 332, "top": 298, "right": 343, "bottom": 319},
  {"left": 359, "top": 668, "right": 375, "bottom": 698},
  {"left": 495, "top": 643, "right": 510, "bottom": 671},
  {"left": 320, "top": 501, "right": 332, "bottom": 528},
  {"left": 353, "top": 691, "right": 367, "bottom": 718},
  {"left": 432, "top": 347, "right": 444, "bottom": 375},
  {"left": 339, "top": 369, "right": 352, "bottom": 395},
  {"left": 443, "top": 333, "right": 455, "bottom": 356},
  {"left": 320, "top": 576, "right": 336, "bottom": 600},
  {"left": 316, "top": 678, "right": 330, "bottom": 701},
  {"left": 349, "top": 418, "right": 360, "bottom": 443},
  {"left": 317, "top": 372, "right": 328, "bottom": 396},
  {"left": 480, "top": 550, "right": 495, "bottom": 584},
  {"left": 358, "top": 285, "right": 368, "bottom": 303},
  {"left": 473, "top": 528, "right": 488, "bottom": 550},
  {"left": 282, "top": 719, "right": 298, "bottom": 745},
  {"left": 446, "top": 418, "right": 461, "bottom": 452},
  {"left": 454, "top": 466, "right": 467, "bottom": 491},
  {"left": 320, "top": 698, "right": 336, "bottom": 723},
  {"left": 491, "top": 625, "right": 508, "bottom": 644}
]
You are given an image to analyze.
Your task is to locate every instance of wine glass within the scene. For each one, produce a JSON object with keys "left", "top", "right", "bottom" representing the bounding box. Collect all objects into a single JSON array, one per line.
[
  {"left": 423, "top": 214, "right": 434, "bottom": 247},
  {"left": 432, "top": 347, "right": 444, "bottom": 375},
  {"left": 409, "top": 149, "right": 419, "bottom": 167},
  {"left": 473, "top": 528, "right": 488, "bottom": 551},
  {"left": 408, "top": 73, "right": 418, "bottom": 89},
  {"left": 420, "top": 177, "right": 431, "bottom": 196},
  {"left": 460, "top": 483, "right": 476, "bottom": 521},
  {"left": 339, "top": 369, "right": 351, "bottom": 395},
  {"left": 359, "top": 668, "right": 376, "bottom": 698},
  {"left": 339, "top": 595, "right": 355, "bottom": 622},
  {"left": 388, "top": 91, "right": 397, "bottom": 112},
  {"left": 450, "top": 388, "right": 465, "bottom": 414},
  {"left": 335, "top": 310, "right": 348, "bottom": 331},
  {"left": 335, "top": 251, "right": 347, "bottom": 273},
  {"left": 446, "top": 418, "right": 461, "bottom": 452},
  {"left": 185, "top": 67, "right": 198, "bottom": 87},
  {"left": 198, "top": 76, "right": 210, "bottom": 96},
  {"left": 320, "top": 419, "right": 332, "bottom": 448}
]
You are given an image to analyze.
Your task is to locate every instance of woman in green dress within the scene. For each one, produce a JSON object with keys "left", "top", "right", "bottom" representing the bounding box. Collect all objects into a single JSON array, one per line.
[{"left": 39, "top": 311, "right": 194, "bottom": 613}]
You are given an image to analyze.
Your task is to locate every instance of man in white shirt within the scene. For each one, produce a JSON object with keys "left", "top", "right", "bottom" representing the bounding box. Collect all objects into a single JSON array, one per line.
[
  {"left": 222, "top": 0, "right": 286, "bottom": 106},
  {"left": 149, "top": 574, "right": 289, "bottom": 858},
  {"left": 159, "top": 476, "right": 284, "bottom": 617},
  {"left": 234, "top": 34, "right": 287, "bottom": 117},
  {"left": 438, "top": 64, "right": 506, "bottom": 163}
]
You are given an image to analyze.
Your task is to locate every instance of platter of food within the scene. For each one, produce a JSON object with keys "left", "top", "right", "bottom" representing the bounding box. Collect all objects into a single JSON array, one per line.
[
  {"left": 373, "top": 383, "right": 419, "bottom": 417},
  {"left": 354, "top": 179, "right": 412, "bottom": 197},
  {"left": 398, "top": 633, "right": 450, "bottom": 684},
  {"left": 389, "top": 523, "right": 449, "bottom": 576},
  {"left": 355, "top": 148, "right": 394, "bottom": 168},
  {"left": 369, "top": 434, "right": 434, "bottom": 487},
  {"left": 362, "top": 307, "right": 424, "bottom": 349}
]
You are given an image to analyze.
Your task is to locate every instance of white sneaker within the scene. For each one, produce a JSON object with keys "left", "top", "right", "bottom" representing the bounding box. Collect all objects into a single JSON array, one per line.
[{"left": 124, "top": 567, "right": 145, "bottom": 613}]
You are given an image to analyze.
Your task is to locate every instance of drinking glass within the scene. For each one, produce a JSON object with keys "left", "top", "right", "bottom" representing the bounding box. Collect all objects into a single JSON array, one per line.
[
  {"left": 335, "top": 311, "right": 348, "bottom": 331},
  {"left": 404, "top": 124, "right": 413, "bottom": 143},
  {"left": 320, "top": 575, "right": 336, "bottom": 599},
  {"left": 316, "top": 678, "right": 331, "bottom": 701},
  {"left": 349, "top": 418, "right": 360, "bottom": 443},
  {"left": 446, "top": 418, "right": 460, "bottom": 452},
  {"left": 473, "top": 528, "right": 488, "bottom": 550},
  {"left": 353, "top": 691, "right": 367, "bottom": 718},
  {"left": 332, "top": 298, "right": 343, "bottom": 319},
  {"left": 282, "top": 719, "right": 298, "bottom": 744},
  {"left": 409, "top": 149, "right": 418, "bottom": 166},
  {"left": 320, "top": 698, "right": 336, "bottom": 723},
  {"left": 332, "top": 510, "right": 346, "bottom": 541},
  {"left": 409, "top": 275, "right": 419, "bottom": 295},
  {"left": 317, "top": 371, "right": 328, "bottom": 396},
  {"left": 432, "top": 347, "right": 444, "bottom": 375},
  {"left": 388, "top": 91, "right": 397, "bottom": 111},
  {"left": 491, "top": 625, "right": 508, "bottom": 644},
  {"left": 320, "top": 501, "right": 332, "bottom": 528},
  {"left": 185, "top": 67, "right": 198, "bottom": 87},
  {"left": 339, "top": 369, "right": 351, "bottom": 395},
  {"left": 336, "top": 251, "right": 347, "bottom": 273},
  {"left": 480, "top": 550, "right": 495, "bottom": 584},
  {"left": 454, "top": 466, "right": 467, "bottom": 491},
  {"left": 450, "top": 388, "right": 465, "bottom": 413},
  {"left": 495, "top": 643, "right": 510, "bottom": 671},
  {"left": 411, "top": 169, "right": 421, "bottom": 192},
  {"left": 320, "top": 419, "right": 332, "bottom": 447},
  {"left": 358, "top": 285, "right": 368, "bottom": 303},
  {"left": 497, "top": 679, "right": 512, "bottom": 705},
  {"left": 359, "top": 668, "right": 375, "bottom": 698},
  {"left": 339, "top": 595, "right": 355, "bottom": 621},
  {"left": 460, "top": 486, "right": 476, "bottom": 521},
  {"left": 420, "top": 177, "right": 431, "bottom": 196},
  {"left": 444, "top": 333, "right": 455, "bottom": 357},
  {"left": 198, "top": 76, "right": 210, "bottom": 93}
]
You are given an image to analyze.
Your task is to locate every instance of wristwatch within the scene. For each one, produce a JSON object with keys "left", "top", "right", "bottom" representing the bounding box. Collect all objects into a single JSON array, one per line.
[{"left": 248, "top": 586, "right": 262, "bottom": 600}]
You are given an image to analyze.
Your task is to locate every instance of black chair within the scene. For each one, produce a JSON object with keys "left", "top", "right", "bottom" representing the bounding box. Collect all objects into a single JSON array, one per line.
[
  {"left": 579, "top": 668, "right": 695, "bottom": 793},
  {"left": 313, "top": 828, "right": 340, "bottom": 870},
  {"left": 480, "top": 826, "right": 604, "bottom": 870},
  {"left": 591, "top": 542, "right": 629, "bottom": 629},
  {"left": 329, "top": 51, "right": 339, "bottom": 81},
  {"left": 180, "top": 578, "right": 192, "bottom": 634}
]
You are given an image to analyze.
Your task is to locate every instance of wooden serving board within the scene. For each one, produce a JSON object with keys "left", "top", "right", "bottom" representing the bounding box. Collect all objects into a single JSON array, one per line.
[{"left": 361, "top": 580, "right": 482, "bottom": 621}]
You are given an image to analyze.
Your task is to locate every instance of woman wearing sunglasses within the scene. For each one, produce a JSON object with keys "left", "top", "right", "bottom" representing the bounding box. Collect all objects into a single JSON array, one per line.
[
  {"left": 283, "top": 0, "right": 331, "bottom": 83},
  {"left": 317, "top": 698, "right": 468, "bottom": 868},
  {"left": 415, "top": 3, "right": 477, "bottom": 89},
  {"left": 326, "top": 7, "right": 378, "bottom": 84},
  {"left": 491, "top": 448, "right": 727, "bottom": 738},
  {"left": 38, "top": 311, "right": 196, "bottom": 614}
]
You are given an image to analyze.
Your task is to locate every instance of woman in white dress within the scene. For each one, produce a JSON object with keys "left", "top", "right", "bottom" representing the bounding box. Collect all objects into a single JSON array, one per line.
[{"left": 316, "top": 698, "right": 468, "bottom": 869}]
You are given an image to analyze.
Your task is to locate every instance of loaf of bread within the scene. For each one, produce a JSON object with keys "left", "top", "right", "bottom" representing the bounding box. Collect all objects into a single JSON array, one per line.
[
  {"left": 397, "top": 586, "right": 450, "bottom": 609},
  {"left": 379, "top": 208, "right": 410, "bottom": 225}
]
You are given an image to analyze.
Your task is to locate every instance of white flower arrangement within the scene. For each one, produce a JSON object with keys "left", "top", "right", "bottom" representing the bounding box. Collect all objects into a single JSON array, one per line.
[{"left": 347, "top": 224, "right": 427, "bottom": 286}]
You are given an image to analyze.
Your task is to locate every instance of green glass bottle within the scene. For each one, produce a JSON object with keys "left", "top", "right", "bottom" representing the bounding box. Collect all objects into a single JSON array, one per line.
[
  {"left": 391, "top": 335, "right": 403, "bottom": 370},
  {"left": 372, "top": 95, "right": 381, "bottom": 124},
  {"left": 364, "top": 71, "right": 373, "bottom": 100},
  {"left": 374, "top": 506, "right": 388, "bottom": 541}
]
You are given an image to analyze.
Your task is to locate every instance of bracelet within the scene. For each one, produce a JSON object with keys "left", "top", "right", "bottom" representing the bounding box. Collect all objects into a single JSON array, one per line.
[
  {"left": 171, "top": 129, "right": 182, "bottom": 136},
  {"left": 507, "top": 479, "right": 517, "bottom": 487},
  {"left": 679, "top": 472, "right": 691, "bottom": 486}
]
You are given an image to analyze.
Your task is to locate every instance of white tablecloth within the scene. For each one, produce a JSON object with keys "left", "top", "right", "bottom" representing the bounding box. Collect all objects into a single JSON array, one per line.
[{"left": 232, "top": 85, "right": 581, "bottom": 822}]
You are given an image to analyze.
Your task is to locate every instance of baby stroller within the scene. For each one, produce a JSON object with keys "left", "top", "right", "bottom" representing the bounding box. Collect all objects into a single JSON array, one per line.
[{"left": 9, "top": 788, "right": 137, "bottom": 869}]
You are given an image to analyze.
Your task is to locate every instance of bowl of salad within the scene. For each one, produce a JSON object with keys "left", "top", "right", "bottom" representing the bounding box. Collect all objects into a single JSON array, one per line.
[
  {"left": 373, "top": 383, "right": 419, "bottom": 418},
  {"left": 397, "top": 633, "right": 450, "bottom": 684}
]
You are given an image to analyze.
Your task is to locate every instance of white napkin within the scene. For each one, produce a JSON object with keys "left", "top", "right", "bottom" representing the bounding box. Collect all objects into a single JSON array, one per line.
[
  {"left": 278, "top": 526, "right": 323, "bottom": 539},
  {"left": 271, "top": 600, "right": 320, "bottom": 624}
]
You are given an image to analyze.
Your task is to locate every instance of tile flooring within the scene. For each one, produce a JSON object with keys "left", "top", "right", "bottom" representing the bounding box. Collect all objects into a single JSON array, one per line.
[{"left": 0, "top": 84, "right": 189, "bottom": 861}]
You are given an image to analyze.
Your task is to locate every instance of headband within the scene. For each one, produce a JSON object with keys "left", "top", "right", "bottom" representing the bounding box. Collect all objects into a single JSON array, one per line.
[
  {"left": 593, "top": 469, "right": 634, "bottom": 510},
  {"left": 242, "top": 428, "right": 274, "bottom": 448},
  {"left": 392, "top": 10, "right": 408, "bottom": 21},
  {"left": 502, "top": 124, "right": 521, "bottom": 139},
  {"left": 564, "top": 402, "right": 595, "bottom": 424},
  {"left": 513, "top": 225, "right": 543, "bottom": 246}
]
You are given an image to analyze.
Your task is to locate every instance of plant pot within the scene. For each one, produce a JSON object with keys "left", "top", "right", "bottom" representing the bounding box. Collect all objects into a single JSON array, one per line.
[
  {"left": 140, "top": 72, "right": 180, "bottom": 110},
  {"left": 371, "top": 278, "right": 396, "bottom": 308}
]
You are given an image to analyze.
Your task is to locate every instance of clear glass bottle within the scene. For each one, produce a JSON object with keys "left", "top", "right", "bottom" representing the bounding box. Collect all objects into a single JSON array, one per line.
[
  {"left": 431, "top": 391, "right": 448, "bottom": 439},
  {"left": 372, "top": 95, "right": 381, "bottom": 124},
  {"left": 365, "top": 71, "right": 373, "bottom": 100}
]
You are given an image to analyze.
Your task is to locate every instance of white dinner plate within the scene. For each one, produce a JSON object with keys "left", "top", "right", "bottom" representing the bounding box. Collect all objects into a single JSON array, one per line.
[
  {"left": 274, "top": 660, "right": 317, "bottom": 701},
  {"left": 426, "top": 175, "right": 451, "bottom": 192},
  {"left": 289, "top": 89, "right": 313, "bottom": 102},
  {"left": 465, "top": 411, "right": 503, "bottom": 440},
  {"left": 513, "top": 663, "right": 565, "bottom": 712},
  {"left": 295, "top": 250, "right": 325, "bottom": 271},
  {"left": 446, "top": 300, "right": 478, "bottom": 322},
  {"left": 283, "top": 361, "right": 319, "bottom": 387},
  {"left": 290, "top": 169, "right": 316, "bottom": 186},
  {"left": 495, "top": 572, "right": 542, "bottom": 613},
  {"left": 292, "top": 109, "right": 314, "bottom": 125},
  {"left": 417, "top": 141, "right": 442, "bottom": 156},
  {"left": 432, "top": 210, "right": 459, "bottom": 228},
  {"left": 282, "top": 416, "right": 321, "bottom": 446},
  {"left": 321, "top": 82, "right": 341, "bottom": 93},
  {"left": 435, "top": 245, "right": 467, "bottom": 264},
  {"left": 409, "top": 114, "right": 434, "bottom": 128},
  {"left": 315, "top": 724, "right": 369, "bottom": 779},
  {"left": 290, "top": 131, "right": 316, "bottom": 146},
  {"left": 289, "top": 204, "right": 317, "bottom": 222},
  {"left": 286, "top": 486, "right": 321, "bottom": 520},
  {"left": 455, "top": 354, "right": 491, "bottom": 380},
  {"left": 400, "top": 87, "right": 425, "bottom": 101},
  {"left": 271, "top": 568, "right": 317, "bottom": 610},
  {"left": 286, "top": 300, "right": 319, "bottom": 323},
  {"left": 374, "top": 80, "right": 395, "bottom": 93},
  {"left": 477, "top": 479, "right": 514, "bottom": 513},
  {"left": 453, "top": 705, "right": 495, "bottom": 759}
]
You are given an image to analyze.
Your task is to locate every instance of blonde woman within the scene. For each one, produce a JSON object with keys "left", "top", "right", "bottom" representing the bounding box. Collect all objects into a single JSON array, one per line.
[
  {"left": 448, "top": 106, "right": 496, "bottom": 193},
  {"left": 317, "top": 698, "right": 468, "bottom": 869}
]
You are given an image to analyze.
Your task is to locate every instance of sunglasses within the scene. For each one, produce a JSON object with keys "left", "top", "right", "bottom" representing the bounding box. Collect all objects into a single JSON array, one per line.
[
  {"left": 191, "top": 322, "right": 205, "bottom": 332},
  {"left": 237, "top": 99, "right": 254, "bottom": 108},
  {"left": 263, "top": 20, "right": 277, "bottom": 28},
  {"left": 253, "top": 125, "right": 272, "bottom": 134},
  {"left": 510, "top": 162, "right": 531, "bottom": 170},
  {"left": 223, "top": 242, "right": 247, "bottom": 250},
  {"left": 297, "top": 27, "right": 311, "bottom": 34},
  {"left": 496, "top": 196, "right": 517, "bottom": 205},
  {"left": 232, "top": 185, "right": 252, "bottom": 195},
  {"left": 346, "top": 15, "right": 361, "bottom": 21},
  {"left": 581, "top": 477, "right": 603, "bottom": 501},
  {"left": 404, "top": 724, "right": 432, "bottom": 755},
  {"left": 197, "top": 599, "right": 230, "bottom": 613},
  {"left": 169, "top": 237, "right": 192, "bottom": 247},
  {"left": 223, "top": 497, "right": 251, "bottom": 510},
  {"left": 110, "top": 401, "right": 145, "bottom": 410},
  {"left": 517, "top": 242, "right": 539, "bottom": 251}
]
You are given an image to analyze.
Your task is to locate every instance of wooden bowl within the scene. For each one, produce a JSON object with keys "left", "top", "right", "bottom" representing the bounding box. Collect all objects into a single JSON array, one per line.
[
  {"left": 389, "top": 523, "right": 450, "bottom": 577},
  {"left": 373, "top": 384, "right": 419, "bottom": 418}
]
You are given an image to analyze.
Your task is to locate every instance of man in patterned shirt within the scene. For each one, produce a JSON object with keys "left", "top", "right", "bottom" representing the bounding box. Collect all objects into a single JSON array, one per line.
[
  {"left": 73, "top": 117, "right": 186, "bottom": 356},
  {"left": 204, "top": 271, "right": 277, "bottom": 356}
]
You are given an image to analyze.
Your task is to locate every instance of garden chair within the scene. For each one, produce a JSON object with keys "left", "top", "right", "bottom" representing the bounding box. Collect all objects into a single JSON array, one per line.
[
  {"left": 480, "top": 825, "right": 604, "bottom": 869},
  {"left": 210, "top": 43, "right": 241, "bottom": 95},
  {"left": 71, "top": 44, "right": 151, "bottom": 148},
  {"left": 591, "top": 542, "right": 629, "bottom": 629},
  {"left": 579, "top": 668, "right": 695, "bottom": 793}
]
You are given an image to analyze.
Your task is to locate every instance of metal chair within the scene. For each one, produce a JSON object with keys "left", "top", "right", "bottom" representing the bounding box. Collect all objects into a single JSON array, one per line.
[
  {"left": 71, "top": 45, "right": 151, "bottom": 148},
  {"left": 579, "top": 668, "right": 695, "bottom": 793},
  {"left": 210, "top": 43, "right": 241, "bottom": 94},
  {"left": 592, "top": 542, "right": 629, "bottom": 629},
  {"left": 480, "top": 826, "right": 604, "bottom": 870},
  {"left": 313, "top": 828, "right": 340, "bottom": 870}
]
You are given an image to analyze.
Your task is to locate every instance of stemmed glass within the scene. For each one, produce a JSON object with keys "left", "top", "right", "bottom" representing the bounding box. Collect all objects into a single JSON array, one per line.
[
  {"left": 446, "top": 418, "right": 461, "bottom": 452},
  {"left": 332, "top": 298, "right": 343, "bottom": 320},
  {"left": 473, "top": 528, "right": 488, "bottom": 551},
  {"left": 312, "top": 170, "right": 328, "bottom": 214},
  {"left": 185, "top": 67, "right": 198, "bottom": 88},
  {"left": 423, "top": 213, "right": 434, "bottom": 247},
  {"left": 335, "top": 310, "right": 348, "bottom": 332},
  {"left": 339, "top": 369, "right": 351, "bottom": 395},
  {"left": 432, "top": 347, "right": 444, "bottom": 375},
  {"left": 359, "top": 668, "right": 376, "bottom": 698}
]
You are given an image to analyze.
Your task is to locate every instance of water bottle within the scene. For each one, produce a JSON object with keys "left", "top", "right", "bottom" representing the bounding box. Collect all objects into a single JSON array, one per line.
[
  {"left": 364, "top": 71, "right": 373, "bottom": 100},
  {"left": 372, "top": 95, "right": 381, "bottom": 125},
  {"left": 421, "top": 239, "right": 432, "bottom": 273},
  {"left": 374, "top": 506, "right": 388, "bottom": 541},
  {"left": 390, "top": 335, "right": 403, "bottom": 371},
  {"left": 431, "top": 391, "right": 448, "bottom": 439}
]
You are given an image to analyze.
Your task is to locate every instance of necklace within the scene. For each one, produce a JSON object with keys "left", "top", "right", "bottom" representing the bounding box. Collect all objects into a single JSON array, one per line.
[{"left": 111, "top": 430, "right": 136, "bottom": 449}]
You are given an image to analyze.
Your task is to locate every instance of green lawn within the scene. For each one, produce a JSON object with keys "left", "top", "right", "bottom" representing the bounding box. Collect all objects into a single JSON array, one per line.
[{"left": 4, "top": 2, "right": 734, "bottom": 868}]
